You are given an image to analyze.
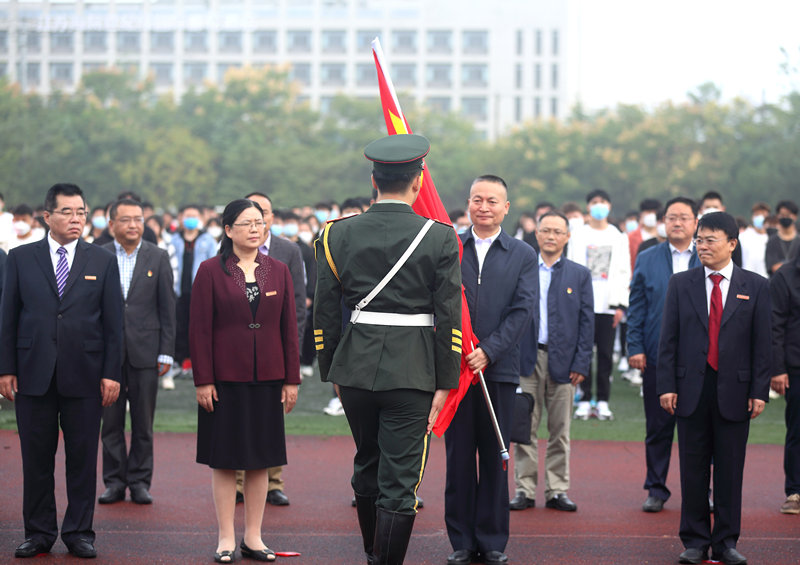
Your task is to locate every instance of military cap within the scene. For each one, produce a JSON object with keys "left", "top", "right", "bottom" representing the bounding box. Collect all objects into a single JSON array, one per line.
[{"left": 364, "top": 134, "right": 430, "bottom": 174}]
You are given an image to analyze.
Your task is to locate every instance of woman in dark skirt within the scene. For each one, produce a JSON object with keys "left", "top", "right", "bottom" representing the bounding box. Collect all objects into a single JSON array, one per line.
[{"left": 190, "top": 199, "right": 300, "bottom": 563}]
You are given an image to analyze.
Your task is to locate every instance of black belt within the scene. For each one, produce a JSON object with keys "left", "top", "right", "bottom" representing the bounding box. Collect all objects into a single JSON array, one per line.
[{"left": 537, "top": 343, "right": 548, "bottom": 352}]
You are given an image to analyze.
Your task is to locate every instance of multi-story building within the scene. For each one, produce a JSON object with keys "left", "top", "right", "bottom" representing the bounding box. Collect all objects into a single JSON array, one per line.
[{"left": 0, "top": 0, "right": 571, "bottom": 139}]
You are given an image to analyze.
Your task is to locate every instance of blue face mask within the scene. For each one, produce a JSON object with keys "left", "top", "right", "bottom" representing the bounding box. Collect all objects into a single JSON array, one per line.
[
  {"left": 270, "top": 224, "right": 284, "bottom": 237},
  {"left": 183, "top": 217, "right": 200, "bottom": 231},
  {"left": 283, "top": 223, "right": 299, "bottom": 238},
  {"left": 92, "top": 216, "right": 107, "bottom": 230},
  {"left": 625, "top": 219, "right": 638, "bottom": 233},
  {"left": 314, "top": 210, "right": 329, "bottom": 224},
  {"left": 752, "top": 215, "right": 765, "bottom": 229},
  {"left": 589, "top": 203, "right": 610, "bottom": 221},
  {"left": 456, "top": 226, "right": 469, "bottom": 235}
]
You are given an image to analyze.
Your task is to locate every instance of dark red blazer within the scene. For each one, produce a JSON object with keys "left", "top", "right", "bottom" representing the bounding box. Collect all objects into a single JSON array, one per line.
[{"left": 189, "top": 252, "right": 300, "bottom": 386}]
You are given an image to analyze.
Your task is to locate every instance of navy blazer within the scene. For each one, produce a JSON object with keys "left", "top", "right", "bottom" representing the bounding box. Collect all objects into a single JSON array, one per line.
[
  {"left": 656, "top": 264, "right": 772, "bottom": 421},
  {"left": 627, "top": 242, "right": 700, "bottom": 363},
  {"left": 520, "top": 257, "right": 594, "bottom": 383},
  {"left": 0, "top": 238, "right": 124, "bottom": 397},
  {"left": 460, "top": 229, "right": 538, "bottom": 384}
]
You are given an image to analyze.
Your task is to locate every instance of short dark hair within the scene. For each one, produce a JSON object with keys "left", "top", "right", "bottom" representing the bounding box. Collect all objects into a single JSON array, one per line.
[
  {"left": 13, "top": 204, "right": 34, "bottom": 216},
  {"left": 117, "top": 191, "right": 142, "bottom": 202},
  {"left": 696, "top": 211, "right": 738, "bottom": 241},
  {"left": 373, "top": 169, "right": 420, "bottom": 194},
  {"left": 45, "top": 183, "right": 85, "bottom": 212},
  {"left": 537, "top": 210, "right": 569, "bottom": 230},
  {"left": 751, "top": 202, "right": 770, "bottom": 214},
  {"left": 561, "top": 202, "right": 582, "bottom": 216},
  {"left": 219, "top": 199, "right": 263, "bottom": 275},
  {"left": 340, "top": 197, "right": 364, "bottom": 211},
  {"left": 664, "top": 196, "right": 698, "bottom": 217},
  {"left": 586, "top": 189, "right": 611, "bottom": 203},
  {"left": 776, "top": 200, "right": 799, "bottom": 216},
  {"left": 448, "top": 208, "right": 466, "bottom": 223},
  {"left": 639, "top": 198, "right": 662, "bottom": 213},
  {"left": 245, "top": 191, "right": 272, "bottom": 205},
  {"left": 700, "top": 191, "right": 723, "bottom": 205},
  {"left": 179, "top": 203, "right": 202, "bottom": 214},
  {"left": 534, "top": 201, "right": 555, "bottom": 214},
  {"left": 109, "top": 198, "right": 143, "bottom": 220},
  {"left": 472, "top": 174, "right": 508, "bottom": 190}
]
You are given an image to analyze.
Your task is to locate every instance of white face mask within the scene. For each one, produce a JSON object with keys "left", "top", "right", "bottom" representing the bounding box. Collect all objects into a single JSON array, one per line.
[
  {"left": 14, "top": 221, "right": 32, "bottom": 236},
  {"left": 656, "top": 223, "right": 667, "bottom": 238},
  {"left": 642, "top": 212, "right": 657, "bottom": 228},
  {"left": 298, "top": 231, "right": 313, "bottom": 245},
  {"left": 206, "top": 226, "right": 223, "bottom": 240},
  {"left": 568, "top": 217, "right": 584, "bottom": 232}
]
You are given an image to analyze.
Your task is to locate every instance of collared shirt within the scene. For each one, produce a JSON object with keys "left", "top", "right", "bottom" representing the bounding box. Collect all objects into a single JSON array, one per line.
[
  {"left": 114, "top": 239, "right": 142, "bottom": 300},
  {"left": 538, "top": 255, "right": 560, "bottom": 345},
  {"left": 704, "top": 260, "right": 734, "bottom": 314},
  {"left": 259, "top": 232, "right": 272, "bottom": 256},
  {"left": 669, "top": 241, "right": 694, "bottom": 274},
  {"left": 47, "top": 233, "right": 79, "bottom": 274},
  {"left": 472, "top": 226, "right": 501, "bottom": 275}
]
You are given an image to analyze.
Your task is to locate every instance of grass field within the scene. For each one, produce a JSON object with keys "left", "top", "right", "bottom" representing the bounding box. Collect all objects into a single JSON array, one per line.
[{"left": 0, "top": 365, "right": 788, "bottom": 445}]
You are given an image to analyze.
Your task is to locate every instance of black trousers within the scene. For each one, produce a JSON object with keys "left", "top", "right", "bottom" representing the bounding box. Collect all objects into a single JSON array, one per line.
[
  {"left": 101, "top": 360, "right": 159, "bottom": 490},
  {"left": 444, "top": 381, "right": 515, "bottom": 554},
  {"left": 784, "top": 372, "right": 800, "bottom": 496},
  {"left": 15, "top": 376, "right": 102, "bottom": 546},
  {"left": 339, "top": 386, "right": 432, "bottom": 515},
  {"left": 642, "top": 363, "right": 676, "bottom": 500},
  {"left": 580, "top": 313, "right": 615, "bottom": 402},
  {"left": 174, "top": 293, "right": 191, "bottom": 365},
  {"left": 677, "top": 365, "right": 749, "bottom": 554}
]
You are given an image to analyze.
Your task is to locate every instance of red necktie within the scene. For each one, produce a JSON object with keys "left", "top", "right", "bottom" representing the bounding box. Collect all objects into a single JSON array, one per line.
[{"left": 707, "top": 273, "right": 723, "bottom": 371}]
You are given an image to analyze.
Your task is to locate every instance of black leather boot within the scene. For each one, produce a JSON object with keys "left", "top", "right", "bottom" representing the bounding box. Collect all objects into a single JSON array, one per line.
[
  {"left": 354, "top": 494, "right": 378, "bottom": 564},
  {"left": 372, "top": 507, "right": 416, "bottom": 565}
]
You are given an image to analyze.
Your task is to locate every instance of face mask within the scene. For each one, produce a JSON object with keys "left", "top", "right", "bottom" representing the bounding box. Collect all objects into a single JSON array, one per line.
[
  {"left": 779, "top": 217, "right": 795, "bottom": 229},
  {"left": 656, "top": 223, "right": 667, "bottom": 238},
  {"left": 698, "top": 207, "right": 720, "bottom": 220},
  {"left": 207, "top": 226, "right": 223, "bottom": 239},
  {"left": 752, "top": 215, "right": 765, "bottom": 229},
  {"left": 568, "top": 217, "right": 584, "bottom": 232},
  {"left": 14, "top": 221, "right": 31, "bottom": 236},
  {"left": 283, "top": 223, "right": 299, "bottom": 238},
  {"left": 589, "top": 203, "right": 610, "bottom": 221},
  {"left": 92, "top": 216, "right": 107, "bottom": 230},
  {"left": 82, "top": 225, "right": 91, "bottom": 238},
  {"left": 183, "top": 217, "right": 200, "bottom": 230},
  {"left": 329, "top": 208, "right": 340, "bottom": 221},
  {"left": 314, "top": 210, "right": 329, "bottom": 224},
  {"left": 642, "top": 212, "right": 657, "bottom": 228},
  {"left": 625, "top": 220, "right": 639, "bottom": 233},
  {"left": 456, "top": 226, "right": 469, "bottom": 235},
  {"left": 270, "top": 224, "right": 284, "bottom": 237},
  {"left": 298, "top": 231, "right": 313, "bottom": 245}
]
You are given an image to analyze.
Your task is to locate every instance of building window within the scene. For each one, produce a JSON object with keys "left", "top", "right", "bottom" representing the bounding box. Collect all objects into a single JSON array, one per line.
[
  {"left": 50, "top": 32, "right": 74, "bottom": 54},
  {"left": 49, "top": 62, "right": 74, "bottom": 87},
  {"left": 320, "top": 63, "right": 345, "bottom": 86},
  {"left": 534, "top": 97, "right": 541, "bottom": 118},
  {"left": 426, "top": 97, "right": 451, "bottom": 113},
  {"left": 184, "top": 62, "right": 207, "bottom": 86},
  {"left": 515, "top": 63, "right": 522, "bottom": 89},
  {"left": 551, "top": 63, "right": 558, "bottom": 89},
  {"left": 217, "top": 62, "right": 240, "bottom": 85},
  {"left": 287, "top": 30, "right": 311, "bottom": 53},
  {"left": 151, "top": 63, "right": 173, "bottom": 87},
  {"left": 426, "top": 63, "right": 451, "bottom": 87},
  {"left": 0, "top": 31, "right": 7, "bottom": 54},
  {"left": 355, "top": 63, "right": 376, "bottom": 86},
  {"left": 319, "top": 96, "right": 334, "bottom": 114},
  {"left": 535, "top": 29, "right": 542, "bottom": 56},
  {"left": 427, "top": 30, "right": 451, "bottom": 54},
  {"left": 219, "top": 31, "right": 242, "bottom": 54},
  {"left": 116, "top": 62, "right": 139, "bottom": 78},
  {"left": 117, "top": 32, "right": 140, "bottom": 53},
  {"left": 253, "top": 30, "right": 277, "bottom": 53},
  {"left": 185, "top": 31, "right": 208, "bottom": 53},
  {"left": 461, "top": 97, "right": 487, "bottom": 121},
  {"left": 83, "top": 62, "right": 104, "bottom": 74},
  {"left": 83, "top": 31, "right": 107, "bottom": 54},
  {"left": 289, "top": 62, "right": 311, "bottom": 85},
  {"left": 391, "top": 63, "right": 415, "bottom": 87},
  {"left": 461, "top": 63, "right": 487, "bottom": 87},
  {"left": 25, "top": 31, "right": 41, "bottom": 54},
  {"left": 516, "top": 30, "right": 523, "bottom": 56},
  {"left": 321, "top": 30, "right": 346, "bottom": 53},
  {"left": 534, "top": 63, "right": 541, "bottom": 89},
  {"left": 515, "top": 97, "right": 522, "bottom": 122},
  {"left": 551, "top": 97, "right": 558, "bottom": 118},
  {"left": 356, "top": 29, "right": 379, "bottom": 51},
  {"left": 391, "top": 30, "right": 416, "bottom": 54},
  {"left": 24, "top": 62, "right": 41, "bottom": 86},
  {"left": 462, "top": 30, "right": 488, "bottom": 55},
  {"left": 552, "top": 29, "right": 559, "bottom": 56},
  {"left": 151, "top": 32, "right": 174, "bottom": 54}
]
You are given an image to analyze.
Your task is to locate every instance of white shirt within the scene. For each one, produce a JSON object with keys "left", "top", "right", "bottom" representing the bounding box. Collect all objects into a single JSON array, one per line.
[
  {"left": 472, "top": 226, "right": 501, "bottom": 275},
  {"left": 47, "top": 233, "right": 79, "bottom": 273},
  {"left": 739, "top": 227, "right": 769, "bottom": 278},
  {"left": 704, "top": 260, "right": 734, "bottom": 314},
  {"left": 669, "top": 242, "right": 694, "bottom": 274},
  {"left": 538, "top": 255, "right": 559, "bottom": 345}
]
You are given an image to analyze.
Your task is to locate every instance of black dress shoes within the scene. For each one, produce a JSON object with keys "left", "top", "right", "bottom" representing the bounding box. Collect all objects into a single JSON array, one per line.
[
  {"left": 712, "top": 547, "right": 747, "bottom": 565},
  {"left": 509, "top": 491, "right": 535, "bottom": 510},
  {"left": 678, "top": 547, "right": 707, "bottom": 564},
  {"left": 65, "top": 538, "right": 97, "bottom": 559},
  {"left": 14, "top": 539, "right": 51, "bottom": 558},
  {"left": 266, "top": 489, "right": 289, "bottom": 506},
  {"left": 642, "top": 495, "right": 665, "bottom": 513},
  {"left": 545, "top": 493, "right": 577, "bottom": 512},
  {"left": 130, "top": 486, "right": 153, "bottom": 505},
  {"left": 98, "top": 486, "right": 125, "bottom": 504},
  {"left": 483, "top": 550, "right": 509, "bottom": 565},
  {"left": 446, "top": 549, "right": 475, "bottom": 564}
]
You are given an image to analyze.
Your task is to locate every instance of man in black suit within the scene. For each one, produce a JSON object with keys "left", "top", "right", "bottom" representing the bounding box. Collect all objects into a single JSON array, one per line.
[
  {"left": 0, "top": 183, "right": 123, "bottom": 559},
  {"left": 657, "top": 212, "right": 771, "bottom": 565},
  {"left": 99, "top": 198, "right": 176, "bottom": 506}
]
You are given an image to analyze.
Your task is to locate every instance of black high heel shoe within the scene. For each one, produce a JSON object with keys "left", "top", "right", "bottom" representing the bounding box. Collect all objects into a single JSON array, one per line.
[{"left": 240, "top": 540, "right": 276, "bottom": 562}]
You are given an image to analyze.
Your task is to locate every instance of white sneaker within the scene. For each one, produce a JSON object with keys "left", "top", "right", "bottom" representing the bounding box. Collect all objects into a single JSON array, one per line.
[
  {"left": 323, "top": 396, "right": 345, "bottom": 416},
  {"left": 617, "top": 357, "right": 629, "bottom": 372},
  {"left": 162, "top": 374, "right": 175, "bottom": 390},
  {"left": 596, "top": 401, "right": 613, "bottom": 421},
  {"left": 622, "top": 368, "right": 643, "bottom": 385},
  {"left": 574, "top": 401, "right": 591, "bottom": 420},
  {"left": 300, "top": 365, "right": 314, "bottom": 379}
]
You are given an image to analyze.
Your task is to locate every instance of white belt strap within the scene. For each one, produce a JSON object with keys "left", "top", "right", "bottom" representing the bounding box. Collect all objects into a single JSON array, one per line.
[{"left": 350, "top": 311, "right": 434, "bottom": 326}]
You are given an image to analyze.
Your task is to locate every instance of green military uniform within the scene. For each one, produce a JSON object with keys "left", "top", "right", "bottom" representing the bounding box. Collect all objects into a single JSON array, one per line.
[{"left": 314, "top": 134, "right": 462, "bottom": 564}]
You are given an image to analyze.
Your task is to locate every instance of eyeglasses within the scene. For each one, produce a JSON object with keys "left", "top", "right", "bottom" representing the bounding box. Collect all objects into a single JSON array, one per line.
[
  {"left": 115, "top": 216, "right": 144, "bottom": 224},
  {"left": 50, "top": 208, "right": 87, "bottom": 219},
  {"left": 664, "top": 215, "right": 694, "bottom": 223},
  {"left": 232, "top": 220, "right": 265, "bottom": 230},
  {"left": 693, "top": 237, "right": 727, "bottom": 246},
  {"left": 538, "top": 228, "right": 567, "bottom": 237}
]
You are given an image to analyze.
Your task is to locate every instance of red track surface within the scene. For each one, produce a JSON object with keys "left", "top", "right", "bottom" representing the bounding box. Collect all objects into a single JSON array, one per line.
[{"left": 1, "top": 431, "right": 798, "bottom": 564}]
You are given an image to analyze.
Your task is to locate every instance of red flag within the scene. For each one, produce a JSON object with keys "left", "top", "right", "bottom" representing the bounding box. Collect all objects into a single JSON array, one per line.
[{"left": 372, "top": 38, "right": 478, "bottom": 437}]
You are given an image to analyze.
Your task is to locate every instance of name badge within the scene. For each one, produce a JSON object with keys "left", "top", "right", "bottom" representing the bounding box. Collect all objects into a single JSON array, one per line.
[
  {"left": 265, "top": 291, "right": 277, "bottom": 297},
  {"left": 736, "top": 294, "right": 749, "bottom": 300},
  {"left": 84, "top": 275, "right": 97, "bottom": 281}
]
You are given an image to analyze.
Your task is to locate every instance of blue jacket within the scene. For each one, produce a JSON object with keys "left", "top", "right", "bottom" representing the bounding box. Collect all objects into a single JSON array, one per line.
[
  {"left": 169, "top": 231, "right": 218, "bottom": 297},
  {"left": 460, "top": 229, "right": 538, "bottom": 384},
  {"left": 627, "top": 241, "right": 700, "bottom": 363},
  {"left": 520, "top": 256, "right": 594, "bottom": 383}
]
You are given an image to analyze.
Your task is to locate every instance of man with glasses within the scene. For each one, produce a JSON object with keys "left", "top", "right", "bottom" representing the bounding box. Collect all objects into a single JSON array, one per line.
[
  {"left": 0, "top": 183, "right": 123, "bottom": 559},
  {"left": 657, "top": 212, "right": 771, "bottom": 565},
  {"left": 627, "top": 197, "right": 700, "bottom": 514},
  {"left": 98, "top": 199, "right": 176, "bottom": 506}
]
